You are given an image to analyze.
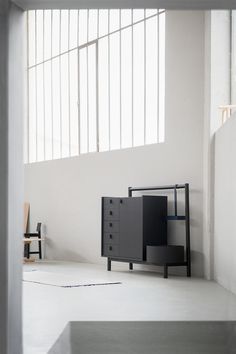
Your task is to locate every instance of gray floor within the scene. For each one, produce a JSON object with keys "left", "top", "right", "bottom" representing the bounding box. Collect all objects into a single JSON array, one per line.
[
  {"left": 23, "top": 261, "right": 236, "bottom": 354},
  {"left": 49, "top": 321, "right": 236, "bottom": 354}
]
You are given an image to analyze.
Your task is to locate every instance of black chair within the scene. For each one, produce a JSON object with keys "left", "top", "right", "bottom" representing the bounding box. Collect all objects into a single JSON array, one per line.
[{"left": 24, "top": 222, "right": 42, "bottom": 259}]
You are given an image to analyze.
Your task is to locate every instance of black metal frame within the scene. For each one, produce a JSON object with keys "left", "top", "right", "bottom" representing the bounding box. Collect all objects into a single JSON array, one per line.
[{"left": 107, "top": 183, "right": 191, "bottom": 278}]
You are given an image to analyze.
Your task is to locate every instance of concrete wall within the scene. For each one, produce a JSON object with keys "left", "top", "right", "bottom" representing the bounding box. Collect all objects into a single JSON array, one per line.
[
  {"left": 12, "top": 0, "right": 236, "bottom": 11},
  {"left": 25, "top": 11, "right": 205, "bottom": 276},
  {"left": 214, "top": 113, "right": 236, "bottom": 295}
]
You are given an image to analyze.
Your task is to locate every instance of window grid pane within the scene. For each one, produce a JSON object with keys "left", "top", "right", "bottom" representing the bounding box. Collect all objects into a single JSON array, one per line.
[
  {"left": 44, "top": 61, "right": 53, "bottom": 160},
  {"left": 52, "top": 10, "right": 60, "bottom": 57},
  {"left": 88, "top": 44, "right": 97, "bottom": 152},
  {"left": 133, "top": 21, "right": 145, "bottom": 147},
  {"left": 26, "top": 9, "right": 165, "bottom": 163},
  {"left": 28, "top": 68, "right": 36, "bottom": 162},
  {"left": 44, "top": 10, "right": 52, "bottom": 61},
  {"left": 110, "top": 32, "right": 121, "bottom": 150},
  {"left": 36, "top": 64, "right": 44, "bottom": 161},
  {"left": 28, "top": 11, "right": 36, "bottom": 67},
  {"left": 52, "top": 57, "right": 61, "bottom": 159},
  {"left": 159, "top": 12, "right": 165, "bottom": 143},
  {"left": 61, "top": 53, "right": 70, "bottom": 157},
  {"left": 121, "top": 26, "right": 132, "bottom": 148},
  {"left": 79, "top": 47, "right": 88, "bottom": 154},
  {"left": 36, "top": 10, "right": 44, "bottom": 64}
]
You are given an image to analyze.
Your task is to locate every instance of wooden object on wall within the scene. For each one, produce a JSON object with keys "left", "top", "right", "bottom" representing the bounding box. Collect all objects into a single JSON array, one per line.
[
  {"left": 24, "top": 202, "right": 30, "bottom": 233},
  {"left": 219, "top": 104, "right": 236, "bottom": 125}
]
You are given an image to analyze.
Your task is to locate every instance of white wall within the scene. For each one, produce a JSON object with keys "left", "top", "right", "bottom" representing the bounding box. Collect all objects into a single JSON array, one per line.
[
  {"left": 203, "top": 10, "right": 231, "bottom": 279},
  {"left": 214, "top": 113, "right": 236, "bottom": 295},
  {"left": 210, "top": 11, "right": 231, "bottom": 133},
  {"left": 25, "top": 11, "right": 205, "bottom": 276}
]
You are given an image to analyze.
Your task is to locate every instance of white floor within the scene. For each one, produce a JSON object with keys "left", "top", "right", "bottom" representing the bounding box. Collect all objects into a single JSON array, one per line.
[{"left": 23, "top": 261, "right": 236, "bottom": 354}]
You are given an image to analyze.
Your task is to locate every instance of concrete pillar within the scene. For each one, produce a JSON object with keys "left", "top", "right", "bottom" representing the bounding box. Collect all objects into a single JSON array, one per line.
[
  {"left": 8, "top": 3, "right": 25, "bottom": 353},
  {"left": 0, "top": 1, "right": 10, "bottom": 352},
  {"left": 0, "top": 1, "right": 24, "bottom": 353}
]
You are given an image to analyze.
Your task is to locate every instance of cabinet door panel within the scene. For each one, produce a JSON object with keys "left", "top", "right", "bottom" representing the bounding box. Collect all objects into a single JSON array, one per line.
[{"left": 119, "top": 198, "right": 143, "bottom": 260}]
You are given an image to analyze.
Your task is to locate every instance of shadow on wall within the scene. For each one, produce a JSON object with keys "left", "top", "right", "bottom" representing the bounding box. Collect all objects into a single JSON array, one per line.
[{"left": 45, "top": 239, "right": 89, "bottom": 264}]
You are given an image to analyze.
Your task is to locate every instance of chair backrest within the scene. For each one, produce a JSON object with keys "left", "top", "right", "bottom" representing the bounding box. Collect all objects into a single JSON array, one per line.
[{"left": 36, "top": 223, "right": 42, "bottom": 234}]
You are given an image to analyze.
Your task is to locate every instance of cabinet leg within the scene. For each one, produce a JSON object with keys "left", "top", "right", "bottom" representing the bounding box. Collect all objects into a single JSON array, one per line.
[
  {"left": 107, "top": 258, "right": 111, "bottom": 271},
  {"left": 187, "top": 264, "right": 191, "bottom": 277},
  {"left": 129, "top": 263, "right": 133, "bottom": 270},
  {"left": 164, "top": 265, "right": 168, "bottom": 279}
]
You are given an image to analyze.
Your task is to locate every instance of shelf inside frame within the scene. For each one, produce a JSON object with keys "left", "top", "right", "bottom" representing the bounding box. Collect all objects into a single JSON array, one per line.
[{"left": 167, "top": 215, "right": 186, "bottom": 220}]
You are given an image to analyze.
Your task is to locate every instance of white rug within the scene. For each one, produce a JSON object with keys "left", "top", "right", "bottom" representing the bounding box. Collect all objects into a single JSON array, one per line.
[{"left": 23, "top": 271, "right": 122, "bottom": 288}]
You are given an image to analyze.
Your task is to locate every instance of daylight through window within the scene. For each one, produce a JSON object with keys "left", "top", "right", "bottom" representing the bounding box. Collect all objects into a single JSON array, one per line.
[{"left": 26, "top": 9, "right": 165, "bottom": 163}]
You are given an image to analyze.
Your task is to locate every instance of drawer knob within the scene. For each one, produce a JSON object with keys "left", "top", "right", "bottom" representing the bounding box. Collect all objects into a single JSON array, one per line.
[
  {"left": 109, "top": 199, "right": 113, "bottom": 204},
  {"left": 109, "top": 246, "right": 112, "bottom": 251},
  {"left": 109, "top": 211, "right": 113, "bottom": 215},
  {"left": 109, "top": 223, "right": 113, "bottom": 227},
  {"left": 120, "top": 199, "right": 123, "bottom": 204},
  {"left": 109, "top": 234, "right": 112, "bottom": 239}
]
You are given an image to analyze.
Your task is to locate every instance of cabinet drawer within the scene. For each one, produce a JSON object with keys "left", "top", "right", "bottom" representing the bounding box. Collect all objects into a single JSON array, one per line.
[
  {"left": 103, "top": 207, "right": 119, "bottom": 220},
  {"left": 104, "top": 232, "right": 119, "bottom": 245},
  {"left": 104, "top": 221, "right": 119, "bottom": 233},
  {"left": 103, "top": 198, "right": 120, "bottom": 208},
  {"left": 103, "top": 244, "right": 119, "bottom": 257}
]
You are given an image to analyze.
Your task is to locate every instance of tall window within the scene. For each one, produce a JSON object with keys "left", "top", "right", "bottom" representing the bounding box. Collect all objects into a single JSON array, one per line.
[
  {"left": 26, "top": 9, "right": 165, "bottom": 163},
  {"left": 231, "top": 11, "right": 236, "bottom": 104}
]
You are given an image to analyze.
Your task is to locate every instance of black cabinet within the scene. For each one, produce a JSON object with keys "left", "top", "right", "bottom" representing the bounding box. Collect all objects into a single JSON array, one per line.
[
  {"left": 101, "top": 196, "right": 167, "bottom": 262},
  {"left": 101, "top": 184, "right": 191, "bottom": 279}
]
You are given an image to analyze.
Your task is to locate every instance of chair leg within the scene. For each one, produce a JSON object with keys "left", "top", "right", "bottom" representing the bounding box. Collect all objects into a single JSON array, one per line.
[
  {"left": 24, "top": 244, "right": 27, "bottom": 258},
  {"left": 38, "top": 240, "right": 42, "bottom": 259},
  {"left": 27, "top": 243, "right": 30, "bottom": 259}
]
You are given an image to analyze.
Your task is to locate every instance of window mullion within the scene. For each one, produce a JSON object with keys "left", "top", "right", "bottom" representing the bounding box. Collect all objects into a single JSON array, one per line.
[
  {"left": 27, "top": 12, "right": 30, "bottom": 163},
  {"left": 119, "top": 9, "right": 122, "bottom": 149},
  {"left": 51, "top": 10, "right": 54, "bottom": 159},
  {"left": 108, "top": 9, "right": 111, "bottom": 151},
  {"left": 59, "top": 10, "right": 62, "bottom": 158},
  {"left": 43, "top": 10, "right": 46, "bottom": 161},
  {"left": 96, "top": 11, "right": 100, "bottom": 152},
  {"left": 144, "top": 10, "right": 147, "bottom": 145},
  {"left": 87, "top": 10, "right": 89, "bottom": 153},
  {"left": 77, "top": 10, "right": 81, "bottom": 155},
  {"left": 68, "top": 11, "right": 71, "bottom": 157},
  {"left": 157, "top": 11, "right": 160, "bottom": 143},
  {"left": 131, "top": 9, "right": 134, "bottom": 147},
  {"left": 35, "top": 10, "right": 38, "bottom": 162}
]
